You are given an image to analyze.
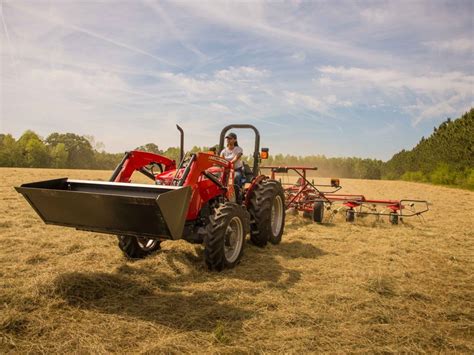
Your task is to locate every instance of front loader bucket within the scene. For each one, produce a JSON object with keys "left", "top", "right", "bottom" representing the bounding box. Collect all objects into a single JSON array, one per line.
[{"left": 15, "top": 178, "right": 192, "bottom": 240}]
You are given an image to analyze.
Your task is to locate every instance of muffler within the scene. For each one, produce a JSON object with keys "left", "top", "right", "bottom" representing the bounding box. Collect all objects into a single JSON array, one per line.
[{"left": 15, "top": 178, "right": 192, "bottom": 240}]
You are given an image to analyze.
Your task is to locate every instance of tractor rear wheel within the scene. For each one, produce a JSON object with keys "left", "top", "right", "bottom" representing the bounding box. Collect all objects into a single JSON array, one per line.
[
  {"left": 248, "top": 179, "right": 285, "bottom": 246},
  {"left": 204, "top": 202, "right": 249, "bottom": 271},
  {"left": 312, "top": 201, "right": 325, "bottom": 223},
  {"left": 117, "top": 236, "right": 161, "bottom": 259}
]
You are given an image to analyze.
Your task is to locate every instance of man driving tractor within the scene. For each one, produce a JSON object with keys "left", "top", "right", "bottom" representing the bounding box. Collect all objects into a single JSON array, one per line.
[{"left": 220, "top": 132, "right": 244, "bottom": 187}]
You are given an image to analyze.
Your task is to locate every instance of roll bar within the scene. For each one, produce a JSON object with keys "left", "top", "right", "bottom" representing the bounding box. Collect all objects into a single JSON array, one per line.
[{"left": 218, "top": 124, "right": 261, "bottom": 176}]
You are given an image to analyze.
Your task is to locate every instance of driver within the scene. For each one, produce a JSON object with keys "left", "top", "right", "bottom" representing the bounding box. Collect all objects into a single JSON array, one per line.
[{"left": 220, "top": 132, "right": 244, "bottom": 187}]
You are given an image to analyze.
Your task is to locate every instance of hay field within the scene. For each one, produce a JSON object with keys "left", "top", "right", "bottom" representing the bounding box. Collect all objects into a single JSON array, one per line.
[{"left": 1, "top": 167, "right": 473, "bottom": 353}]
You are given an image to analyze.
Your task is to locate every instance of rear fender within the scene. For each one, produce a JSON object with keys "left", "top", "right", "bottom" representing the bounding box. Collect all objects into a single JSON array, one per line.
[{"left": 243, "top": 175, "right": 268, "bottom": 207}]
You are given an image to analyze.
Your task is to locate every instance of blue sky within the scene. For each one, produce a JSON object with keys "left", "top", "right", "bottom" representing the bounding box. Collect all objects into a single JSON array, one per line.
[{"left": 1, "top": 0, "right": 472, "bottom": 160}]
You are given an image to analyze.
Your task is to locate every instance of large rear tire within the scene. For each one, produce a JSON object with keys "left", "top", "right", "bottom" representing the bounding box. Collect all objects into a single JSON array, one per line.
[
  {"left": 204, "top": 202, "right": 249, "bottom": 271},
  {"left": 248, "top": 179, "right": 285, "bottom": 246},
  {"left": 117, "top": 236, "right": 161, "bottom": 259}
]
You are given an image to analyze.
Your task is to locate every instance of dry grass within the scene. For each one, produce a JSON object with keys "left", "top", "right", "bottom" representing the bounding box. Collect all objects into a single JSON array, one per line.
[{"left": 0, "top": 167, "right": 473, "bottom": 353}]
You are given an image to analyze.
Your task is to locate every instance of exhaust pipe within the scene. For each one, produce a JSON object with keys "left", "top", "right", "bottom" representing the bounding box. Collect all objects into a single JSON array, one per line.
[{"left": 176, "top": 124, "right": 184, "bottom": 164}]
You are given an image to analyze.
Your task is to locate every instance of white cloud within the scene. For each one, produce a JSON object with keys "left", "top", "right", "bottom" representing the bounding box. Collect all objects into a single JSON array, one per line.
[
  {"left": 290, "top": 52, "right": 306, "bottom": 63},
  {"left": 317, "top": 66, "right": 473, "bottom": 123},
  {"left": 6, "top": 2, "right": 178, "bottom": 67},
  {"left": 284, "top": 91, "right": 352, "bottom": 114},
  {"left": 285, "top": 91, "right": 323, "bottom": 111},
  {"left": 318, "top": 66, "right": 473, "bottom": 94},
  {"left": 424, "top": 38, "right": 474, "bottom": 54},
  {"left": 209, "top": 103, "right": 231, "bottom": 113},
  {"left": 359, "top": 8, "right": 389, "bottom": 24},
  {"left": 215, "top": 66, "right": 269, "bottom": 81},
  {"left": 158, "top": 66, "right": 270, "bottom": 99},
  {"left": 142, "top": 0, "right": 207, "bottom": 60},
  {"left": 1, "top": 0, "right": 472, "bottom": 158},
  {"left": 171, "top": 0, "right": 394, "bottom": 64},
  {"left": 237, "top": 95, "right": 253, "bottom": 106},
  {"left": 159, "top": 72, "right": 224, "bottom": 95},
  {"left": 29, "top": 68, "right": 127, "bottom": 98}
]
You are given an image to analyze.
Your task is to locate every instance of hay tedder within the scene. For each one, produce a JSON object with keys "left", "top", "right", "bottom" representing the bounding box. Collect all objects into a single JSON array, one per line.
[
  {"left": 16, "top": 125, "right": 285, "bottom": 271},
  {"left": 263, "top": 166, "right": 429, "bottom": 225}
]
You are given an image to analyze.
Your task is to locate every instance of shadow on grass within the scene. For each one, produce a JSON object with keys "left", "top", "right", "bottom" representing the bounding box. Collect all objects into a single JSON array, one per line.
[
  {"left": 115, "top": 242, "right": 313, "bottom": 288},
  {"left": 44, "top": 237, "right": 328, "bottom": 330},
  {"left": 272, "top": 240, "right": 328, "bottom": 259},
  {"left": 48, "top": 271, "right": 253, "bottom": 332}
]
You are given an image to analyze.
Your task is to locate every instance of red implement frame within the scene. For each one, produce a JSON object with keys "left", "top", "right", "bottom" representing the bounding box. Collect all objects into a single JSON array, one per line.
[
  {"left": 262, "top": 166, "right": 430, "bottom": 224},
  {"left": 264, "top": 166, "right": 340, "bottom": 212}
]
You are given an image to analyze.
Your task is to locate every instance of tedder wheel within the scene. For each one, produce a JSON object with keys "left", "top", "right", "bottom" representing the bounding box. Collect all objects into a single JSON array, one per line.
[
  {"left": 248, "top": 179, "right": 286, "bottom": 246},
  {"left": 346, "top": 209, "right": 355, "bottom": 222},
  {"left": 312, "top": 201, "right": 324, "bottom": 223},
  {"left": 204, "top": 202, "right": 249, "bottom": 271},
  {"left": 117, "top": 236, "right": 161, "bottom": 259},
  {"left": 389, "top": 212, "right": 399, "bottom": 225}
]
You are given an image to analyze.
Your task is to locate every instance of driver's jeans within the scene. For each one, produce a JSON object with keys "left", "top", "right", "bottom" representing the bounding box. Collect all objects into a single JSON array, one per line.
[{"left": 234, "top": 167, "right": 244, "bottom": 188}]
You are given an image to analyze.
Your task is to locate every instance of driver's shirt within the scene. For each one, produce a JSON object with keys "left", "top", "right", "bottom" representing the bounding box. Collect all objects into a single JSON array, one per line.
[{"left": 220, "top": 146, "right": 243, "bottom": 169}]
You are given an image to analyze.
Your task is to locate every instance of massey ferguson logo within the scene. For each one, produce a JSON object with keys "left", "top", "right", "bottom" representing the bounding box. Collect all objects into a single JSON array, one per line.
[{"left": 208, "top": 155, "right": 229, "bottom": 165}]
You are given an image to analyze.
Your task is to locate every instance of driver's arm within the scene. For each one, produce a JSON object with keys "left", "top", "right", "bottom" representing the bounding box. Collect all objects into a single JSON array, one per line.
[{"left": 231, "top": 152, "right": 242, "bottom": 164}]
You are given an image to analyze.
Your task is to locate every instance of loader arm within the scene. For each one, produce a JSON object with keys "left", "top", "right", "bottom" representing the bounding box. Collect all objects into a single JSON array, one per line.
[
  {"left": 182, "top": 153, "right": 232, "bottom": 186},
  {"left": 177, "top": 152, "right": 237, "bottom": 220},
  {"left": 112, "top": 150, "right": 176, "bottom": 183}
]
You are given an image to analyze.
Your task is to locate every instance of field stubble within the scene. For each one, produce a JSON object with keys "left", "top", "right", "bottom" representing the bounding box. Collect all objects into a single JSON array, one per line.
[{"left": 0, "top": 168, "right": 473, "bottom": 353}]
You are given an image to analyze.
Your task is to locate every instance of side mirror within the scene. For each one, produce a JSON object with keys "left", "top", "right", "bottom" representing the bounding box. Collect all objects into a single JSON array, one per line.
[
  {"left": 260, "top": 147, "right": 269, "bottom": 159},
  {"left": 331, "top": 178, "right": 340, "bottom": 187}
]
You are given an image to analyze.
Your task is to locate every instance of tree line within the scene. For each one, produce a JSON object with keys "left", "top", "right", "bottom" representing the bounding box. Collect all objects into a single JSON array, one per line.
[
  {"left": 1, "top": 107, "right": 472, "bottom": 188},
  {"left": 382, "top": 108, "right": 474, "bottom": 189},
  {"left": 0, "top": 130, "right": 384, "bottom": 179},
  {"left": 0, "top": 131, "right": 122, "bottom": 170}
]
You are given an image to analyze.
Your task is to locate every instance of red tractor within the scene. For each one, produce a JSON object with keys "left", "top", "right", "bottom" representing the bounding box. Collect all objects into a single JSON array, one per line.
[{"left": 16, "top": 125, "right": 285, "bottom": 271}]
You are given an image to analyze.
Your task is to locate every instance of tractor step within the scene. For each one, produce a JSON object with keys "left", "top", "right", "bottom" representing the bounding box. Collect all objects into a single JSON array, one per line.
[{"left": 15, "top": 178, "right": 192, "bottom": 240}]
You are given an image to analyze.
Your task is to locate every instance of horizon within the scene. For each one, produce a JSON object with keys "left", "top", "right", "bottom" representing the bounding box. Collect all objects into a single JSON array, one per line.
[
  {"left": 1, "top": 1, "right": 473, "bottom": 160},
  {"left": 1, "top": 110, "right": 470, "bottom": 162}
]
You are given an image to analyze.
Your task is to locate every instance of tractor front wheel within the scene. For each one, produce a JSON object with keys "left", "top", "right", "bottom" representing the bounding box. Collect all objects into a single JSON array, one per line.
[
  {"left": 248, "top": 179, "right": 285, "bottom": 246},
  {"left": 117, "top": 236, "right": 161, "bottom": 259},
  {"left": 204, "top": 202, "right": 249, "bottom": 271}
]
